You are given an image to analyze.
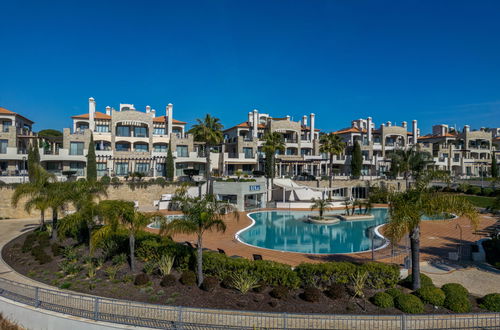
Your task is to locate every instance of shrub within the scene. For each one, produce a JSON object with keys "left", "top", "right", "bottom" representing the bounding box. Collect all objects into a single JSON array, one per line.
[
  {"left": 253, "top": 280, "right": 267, "bottom": 293},
  {"left": 111, "top": 177, "right": 120, "bottom": 185},
  {"left": 51, "top": 243, "right": 63, "bottom": 256},
  {"left": 466, "top": 186, "right": 481, "bottom": 195},
  {"left": 359, "top": 262, "right": 400, "bottom": 289},
  {"left": 100, "top": 176, "right": 111, "bottom": 185},
  {"left": 143, "top": 260, "right": 157, "bottom": 275},
  {"left": 160, "top": 274, "right": 177, "bottom": 287},
  {"left": 441, "top": 283, "right": 469, "bottom": 298},
  {"left": 385, "top": 288, "right": 404, "bottom": 298},
  {"left": 157, "top": 254, "right": 175, "bottom": 276},
  {"left": 155, "top": 177, "right": 167, "bottom": 186},
  {"left": 482, "top": 188, "right": 494, "bottom": 197},
  {"left": 105, "top": 265, "right": 120, "bottom": 280},
  {"left": 302, "top": 287, "right": 322, "bottom": 302},
  {"left": 31, "top": 247, "right": 53, "bottom": 264},
  {"left": 394, "top": 294, "right": 424, "bottom": 314},
  {"left": 200, "top": 276, "right": 219, "bottom": 292},
  {"left": 180, "top": 271, "right": 196, "bottom": 286},
  {"left": 324, "top": 283, "right": 347, "bottom": 300},
  {"left": 270, "top": 286, "right": 289, "bottom": 300},
  {"left": 295, "top": 262, "right": 357, "bottom": 288},
  {"left": 134, "top": 273, "right": 150, "bottom": 286},
  {"left": 22, "top": 233, "right": 37, "bottom": 253},
  {"left": 479, "top": 293, "right": 500, "bottom": 312},
  {"left": 415, "top": 286, "right": 446, "bottom": 306},
  {"left": 371, "top": 292, "right": 394, "bottom": 308},
  {"left": 59, "top": 282, "right": 72, "bottom": 289},
  {"left": 112, "top": 253, "right": 128, "bottom": 266},
  {"left": 444, "top": 295, "right": 471, "bottom": 313},
  {"left": 36, "top": 231, "right": 50, "bottom": 247},
  {"left": 231, "top": 271, "right": 259, "bottom": 294},
  {"left": 400, "top": 273, "right": 434, "bottom": 289},
  {"left": 58, "top": 260, "right": 82, "bottom": 275}
]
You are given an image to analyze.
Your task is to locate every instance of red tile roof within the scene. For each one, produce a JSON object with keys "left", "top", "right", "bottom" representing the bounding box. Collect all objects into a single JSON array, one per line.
[
  {"left": 72, "top": 112, "right": 112, "bottom": 120},
  {"left": 418, "top": 133, "right": 457, "bottom": 140},
  {"left": 152, "top": 116, "right": 186, "bottom": 124},
  {"left": 0, "top": 107, "right": 34, "bottom": 123},
  {"left": 224, "top": 121, "right": 266, "bottom": 131},
  {"left": 333, "top": 127, "right": 367, "bottom": 134}
]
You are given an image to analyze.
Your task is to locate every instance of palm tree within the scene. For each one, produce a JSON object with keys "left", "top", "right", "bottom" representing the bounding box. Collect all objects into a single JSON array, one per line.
[
  {"left": 11, "top": 164, "right": 55, "bottom": 228},
  {"left": 261, "top": 132, "right": 285, "bottom": 188},
  {"left": 92, "top": 200, "right": 157, "bottom": 272},
  {"left": 161, "top": 193, "right": 238, "bottom": 286},
  {"left": 388, "top": 146, "right": 433, "bottom": 189},
  {"left": 310, "top": 197, "right": 332, "bottom": 218},
  {"left": 189, "top": 114, "right": 224, "bottom": 194},
  {"left": 385, "top": 171, "right": 478, "bottom": 290},
  {"left": 46, "top": 181, "right": 74, "bottom": 240},
  {"left": 319, "top": 134, "right": 346, "bottom": 198}
]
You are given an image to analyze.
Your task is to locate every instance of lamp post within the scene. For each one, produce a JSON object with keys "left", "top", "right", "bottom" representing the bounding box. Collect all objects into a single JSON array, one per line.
[{"left": 22, "top": 156, "right": 26, "bottom": 183}]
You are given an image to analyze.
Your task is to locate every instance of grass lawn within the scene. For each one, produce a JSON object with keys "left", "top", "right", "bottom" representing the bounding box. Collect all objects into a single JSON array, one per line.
[{"left": 462, "top": 195, "right": 495, "bottom": 208}]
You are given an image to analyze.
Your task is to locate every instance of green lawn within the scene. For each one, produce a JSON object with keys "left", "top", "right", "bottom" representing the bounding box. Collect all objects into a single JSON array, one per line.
[{"left": 462, "top": 195, "right": 496, "bottom": 208}]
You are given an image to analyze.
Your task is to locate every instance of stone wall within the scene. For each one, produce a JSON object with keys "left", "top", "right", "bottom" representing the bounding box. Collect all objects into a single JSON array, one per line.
[
  {"left": 0, "top": 184, "right": 179, "bottom": 219},
  {"left": 298, "top": 178, "right": 407, "bottom": 192}
]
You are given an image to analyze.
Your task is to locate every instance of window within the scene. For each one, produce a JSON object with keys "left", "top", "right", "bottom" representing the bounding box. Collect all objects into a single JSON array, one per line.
[
  {"left": 176, "top": 145, "right": 188, "bottom": 157},
  {"left": 0, "top": 140, "right": 8, "bottom": 154},
  {"left": 134, "top": 143, "right": 149, "bottom": 152},
  {"left": 70, "top": 162, "right": 85, "bottom": 176},
  {"left": 153, "top": 127, "right": 165, "bottom": 135},
  {"left": 134, "top": 126, "right": 148, "bottom": 137},
  {"left": 116, "top": 126, "right": 130, "bottom": 137},
  {"left": 153, "top": 144, "right": 167, "bottom": 152},
  {"left": 2, "top": 121, "right": 11, "bottom": 132},
  {"left": 135, "top": 163, "right": 150, "bottom": 174},
  {"left": 97, "top": 163, "right": 107, "bottom": 176},
  {"left": 115, "top": 142, "right": 130, "bottom": 152},
  {"left": 95, "top": 125, "right": 109, "bottom": 133},
  {"left": 76, "top": 123, "right": 89, "bottom": 131},
  {"left": 243, "top": 147, "right": 253, "bottom": 159},
  {"left": 175, "top": 163, "right": 188, "bottom": 176},
  {"left": 115, "top": 163, "right": 129, "bottom": 176},
  {"left": 69, "top": 142, "right": 84, "bottom": 155},
  {"left": 242, "top": 164, "right": 253, "bottom": 173}
]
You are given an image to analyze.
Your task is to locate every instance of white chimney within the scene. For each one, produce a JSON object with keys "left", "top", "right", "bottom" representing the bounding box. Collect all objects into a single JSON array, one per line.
[
  {"left": 367, "top": 117, "right": 372, "bottom": 143},
  {"left": 151, "top": 109, "right": 156, "bottom": 117},
  {"left": 464, "top": 125, "right": 470, "bottom": 133},
  {"left": 105, "top": 106, "right": 111, "bottom": 116},
  {"left": 441, "top": 125, "right": 447, "bottom": 136},
  {"left": 146, "top": 105, "right": 151, "bottom": 113},
  {"left": 387, "top": 121, "right": 392, "bottom": 127},
  {"left": 402, "top": 121, "right": 407, "bottom": 129},
  {"left": 252, "top": 109, "right": 258, "bottom": 138},
  {"left": 412, "top": 120, "right": 418, "bottom": 142},
  {"left": 88, "top": 97, "right": 96, "bottom": 132},
  {"left": 302, "top": 115, "right": 307, "bottom": 126},
  {"left": 381, "top": 123, "right": 385, "bottom": 129},
  {"left": 310, "top": 113, "right": 316, "bottom": 142},
  {"left": 167, "top": 103, "right": 173, "bottom": 135}
]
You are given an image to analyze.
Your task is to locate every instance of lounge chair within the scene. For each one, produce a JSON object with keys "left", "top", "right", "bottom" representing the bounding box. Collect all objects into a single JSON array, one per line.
[
  {"left": 253, "top": 254, "right": 263, "bottom": 261},
  {"left": 218, "top": 248, "right": 242, "bottom": 259}
]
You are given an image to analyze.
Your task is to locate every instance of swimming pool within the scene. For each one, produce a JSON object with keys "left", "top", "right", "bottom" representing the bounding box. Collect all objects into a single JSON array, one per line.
[
  {"left": 147, "top": 214, "right": 184, "bottom": 229},
  {"left": 236, "top": 208, "right": 455, "bottom": 254}
]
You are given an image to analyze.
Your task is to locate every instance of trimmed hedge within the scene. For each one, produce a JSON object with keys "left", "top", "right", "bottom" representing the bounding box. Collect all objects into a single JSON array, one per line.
[
  {"left": 359, "top": 262, "right": 400, "bottom": 289},
  {"left": 134, "top": 273, "right": 149, "bottom": 286},
  {"left": 371, "top": 292, "right": 394, "bottom": 308},
  {"left": 180, "top": 271, "right": 196, "bottom": 286},
  {"left": 270, "top": 286, "right": 289, "bottom": 300},
  {"left": 301, "top": 287, "right": 322, "bottom": 302},
  {"left": 479, "top": 293, "right": 500, "bottom": 312},
  {"left": 400, "top": 273, "right": 434, "bottom": 289},
  {"left": 394, "top": 294, "right": 424, "bottom": 314},
  {"left": 441, "top": 283, "right": 469, "bottom": 297},
  {"left": 415, "top": 286, "right": 446, "bottom": 306},
  {"left": 200, "top": 276, "right": 219, "bottom": 292},
  {"left": 160, "top": 274, "right": 177, "bottom": 287},
  {"left": 385, "top": 288, "right": 404, "bottom": 298},
  {"left": 324, "top": 283, "right": 347, "bottom": 300},
  {"left": 444, "top": 295, "right": 471, "bottom": 313}
]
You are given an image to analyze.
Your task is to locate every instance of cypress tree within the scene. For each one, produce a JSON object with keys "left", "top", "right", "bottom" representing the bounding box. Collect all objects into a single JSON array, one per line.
[
  {"left": 492, "top": 156, "right": 498, "bottom": 178},
  {"left": 265, "top": 150, "right": 274, "bottom": 180},
  {"left": 166, "top": 142, "right": 175, "bottom": 181},
  {"left": 27, "top": 145, "right": 35, "bottom": 182},
  {"left": 86, "top": 133, "right": 97, "bottom": 181},
  {"left": 351, "top": 141, "right": 362, "bottom": 178},
  {"left": 389, "top": 157, "right": 399, "bottom": 179},
  {"left": 33, "top": 140, "right": 40, "bottom": 163}
]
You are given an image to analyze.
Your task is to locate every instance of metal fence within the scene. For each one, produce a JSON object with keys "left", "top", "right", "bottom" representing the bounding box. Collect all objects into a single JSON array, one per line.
[{"left": 0, "top": 277, "right": 499, "bottom": 329}]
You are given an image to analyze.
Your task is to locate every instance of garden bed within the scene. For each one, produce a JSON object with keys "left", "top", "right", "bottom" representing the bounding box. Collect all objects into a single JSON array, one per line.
[{"left": 2, "top": 230, "right": 495, "bottom": 315}]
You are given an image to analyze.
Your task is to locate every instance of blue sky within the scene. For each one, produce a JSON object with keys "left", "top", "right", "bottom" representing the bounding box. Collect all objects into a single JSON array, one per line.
[{"left": 1, "top": 0, "right": 499, "bottom": 134}]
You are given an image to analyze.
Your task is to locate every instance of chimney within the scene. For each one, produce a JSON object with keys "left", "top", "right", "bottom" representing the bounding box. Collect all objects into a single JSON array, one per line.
[
  {"left": 353, "top": 121, "right": 358, "bottom": 128},
  {"left": 381, "top": 123, "right": 385, "bottom": 129},
  {"left": 402, "top": 121, "right": 407, "bottom": 129},
  {"left": 166, "top": 103, "right": 173, "bottom": 135},
  {"left": 386, "top": 121, "right": 392, "bottom": 127},
  {"left": 441, "top": 125, "right": 447, "bottom": 136},
  {"left": 105, "top": 106, "right": 111, "bottom": 116},
  {"left": 286, "top": 115, "right": 290, "bottom": 120},
  {"left": 151, "top": 109, "right": 156, "bottom": 117},
  {"left": 248, "top": 112, "right": 252, "bottom": 124},
  {"left": 252, "top": 109, "right": 258, "bottom": 138},
  {"left": 310, "top": 113, "right": 316, "bottom": 142},
  {"left": 88, "top": 97, "right": 96, "bottom": 132},
  {"left": 464, "top": 125, "right": 470, "bottom": 133},
  {"left": 412, "top": 120, "right": 418, "bottom": 142},
  {"left": 146, "top": 105, "right": 151, "bottom": 113},
  {"left": 367, "top": 117, "right": 372, "bottom": 143},
  {"left": 302, "top": 115, "right": 307, "bottom": 126}
]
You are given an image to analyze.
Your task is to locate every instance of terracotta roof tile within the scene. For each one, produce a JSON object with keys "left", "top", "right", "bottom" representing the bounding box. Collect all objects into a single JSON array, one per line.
[
  {"left": 72, "top": 112, "right": 111, "bottom": 120},
  {"left": 333, "top": 127, "right": 366, "bottom": 134},
  {"left": 224, "top": 121, "right": 265, "bottom": 131},
  {"left": 152, "top": 116, "right": 186, "bottom": 124},
  {"left": 0, "top": 106, "right": 34, "bottom": 123}
]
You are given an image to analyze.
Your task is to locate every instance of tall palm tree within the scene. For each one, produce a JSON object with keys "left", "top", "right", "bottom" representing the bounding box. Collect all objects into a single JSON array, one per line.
[
  {"left": 261, "top": 132, "right": 285, "bottom": 188},
  {"left": 92, "top": 200, "right": 157, "bottom": 272},
  {"left": 11, "top": 164, "right": 55, "bottom": 228},
  {"left": 46, "top": 181, "right": 74, "bottom": 240},
  {"left": 189, "top": 114, "right": 224, "bottom": 194},
  {"left": 385, "top": 171, "right": 478, "bottom": 290},
  {"left": 388, "top": 146, "right": 433, "bottom": 189},
  {"left": 161, "top": 193, "right": 238, "bottom": 286},
  {"left": 319, "top": 133, "right": 346, "bottom": 198}
]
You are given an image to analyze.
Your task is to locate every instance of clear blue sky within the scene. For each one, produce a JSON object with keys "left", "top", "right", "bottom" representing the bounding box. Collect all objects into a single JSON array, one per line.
[{"left": 1, "top": 0, "right": 499, "bottom": 134}]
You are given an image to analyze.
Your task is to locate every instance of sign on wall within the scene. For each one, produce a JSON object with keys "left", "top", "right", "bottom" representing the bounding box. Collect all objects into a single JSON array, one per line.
[{"left": 249, "top": 185, "right": 261, "bottom": 191}]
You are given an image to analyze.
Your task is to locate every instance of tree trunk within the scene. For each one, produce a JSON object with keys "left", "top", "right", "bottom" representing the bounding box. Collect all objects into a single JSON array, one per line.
[
  {"left": 270, "top": 155, "right": 275, "bottom": 189},
  {"left": 197, "top": 235, "right": 203, "bottom": 287},
  {"left": 410, "top": 226, "right": 421, "bottom": 290},
  {"left": 40, "top": 209, "right": 45, "bottom": 228},
  {"left": 51, "top": 208, "right": 58, "bottom": 240},
  {"left": 328, "top": 155, "right": 334, "bottom": 199},
  {"left": 130, "top": 233, "right": 136, "bottom": 272},
  {"left": 405, "top": 172, "right": 410, "bottom": 190},
  {"left": 206, "top": 145, "right": 211, "bottom": 194},
  {"left": 88, "top": 223, "right": 93, "bottom": 255}
]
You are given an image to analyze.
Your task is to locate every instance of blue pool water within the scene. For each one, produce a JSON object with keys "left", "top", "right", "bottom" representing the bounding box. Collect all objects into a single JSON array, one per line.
[{"left": 148, "top": 214, "right": 184, "bottom": 229}]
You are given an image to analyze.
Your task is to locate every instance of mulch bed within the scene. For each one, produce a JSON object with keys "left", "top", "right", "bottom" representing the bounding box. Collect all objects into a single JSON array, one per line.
[{"left": 2, "top": 231, "right": 484, "bottom": 315}]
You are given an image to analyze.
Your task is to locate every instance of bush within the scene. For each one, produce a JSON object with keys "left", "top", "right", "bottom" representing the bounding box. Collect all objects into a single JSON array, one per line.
[
  {"left": 295, "top": 262, "right": 357, "bottom": 288},
  {"left": 466, "top": 186, "right": 481, "bottom": 195},
  {"left": 444, "top": 295, "right": 471, "bottom": 313},
  {"left": 441, "top": 283, "right": 469, "bottom": 298},
  {"left": 400, "top": 273, "right": 434, "bottom": 289},
  {"left": 180, "top": 271, "right": 196, "bottom": 286},
  {"left": 22, "top": 233, "right": 37, "bottom": 253},
  {"left": 111, "top": 177, "right": 120, "bottom": 185},
  {"left": 51, "top": 243, "right": 63, "bottom": 256},
  {"left": 479, "top": 293, "right": 500, "bottom": 312},
  {"left": 415, "top": 286, "right": 446, "bottom": 306},
  {"left": 385, "top": 288, "right": 404, "bottom": 298},
  {"left": 112, "top": 253, "right": 128, "bottom": 265},
  {"left": 371, "top": 292, "right": 394, "bottom": 308},
  {"left": 36, "top": 231, "right": 50, "bottom": 247},
  {"left": 270, "top": 286, "right": 289, "bottom": 300},
  {"left": 31, "top": 247, "right": 52, "bottom": 264},
  {"left": 482, "top": 188, "right": 494, "bottom": 197},
  {"left": 359, "top": 262, "right": 400, "bottom": 289},
  {"left": 483, "top": 238, "right": 500, "bottom": 269},
  {"left": 394, "top": 294, "right": 424, "bottom": 314},
  {"left": 301, "top": 287, "right": 322, "bottom": 302},
  {"left": 100, "top": 176, "right": 111, "bottom": 185},
  {"left": 160, "top": 274, "right": 177, "bottom": 287},
  {"left": 230, "top": 271, "right": 259, "bottom": 294},
  {"left": 200, "top": 276, "right": 219, "bottom": 292},
  {"left": 134, "top": 273, "right": 150, "bottom": 286},
  {"left": 324, "top": 283, "right": 347, "bottom": 300},
  {"left": 253, "top": 280, "right": 267, "bottom": 293}
]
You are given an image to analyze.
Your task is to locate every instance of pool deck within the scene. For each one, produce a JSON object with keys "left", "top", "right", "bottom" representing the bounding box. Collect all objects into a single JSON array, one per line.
[{"left": 149, "top": 205, "right": 499, "bottom": 267}]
